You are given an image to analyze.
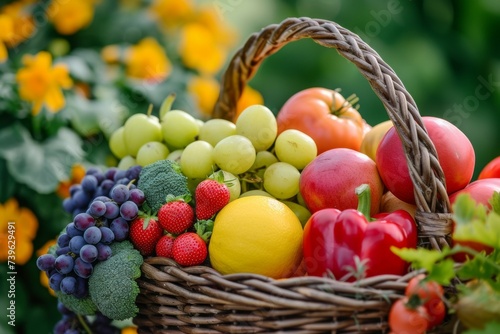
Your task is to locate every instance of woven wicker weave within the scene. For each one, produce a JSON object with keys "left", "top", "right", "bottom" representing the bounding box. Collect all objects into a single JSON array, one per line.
[{"left": 134, "top": 17, "right": 454, "bottom": 333}]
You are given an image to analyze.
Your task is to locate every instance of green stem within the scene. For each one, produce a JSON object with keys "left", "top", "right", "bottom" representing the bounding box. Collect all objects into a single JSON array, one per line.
[
  {"left": 331, "top": 90, "right": 360, "bottom": 115},
  {"left": 77, "top": 314, "right": 93, "bottom": 334},
  {"left": 146, "top": 103, "right": 153, "bottom": 117},
  {"left": 31, "top": 113, "right": 43, "bottom": 141},
  {"left": 355, "top": 184, "right": 372, "bottom": 221}
]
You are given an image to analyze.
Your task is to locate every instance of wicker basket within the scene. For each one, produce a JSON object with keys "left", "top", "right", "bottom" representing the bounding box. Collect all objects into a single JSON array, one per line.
[{"left": 133, "top": 17, "right": 455, "bottom": 333}]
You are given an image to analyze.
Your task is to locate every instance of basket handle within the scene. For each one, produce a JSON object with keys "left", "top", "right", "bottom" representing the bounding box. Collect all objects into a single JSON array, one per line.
[{"left": 212, "top": 17, "right": 452, "bottom": 249}]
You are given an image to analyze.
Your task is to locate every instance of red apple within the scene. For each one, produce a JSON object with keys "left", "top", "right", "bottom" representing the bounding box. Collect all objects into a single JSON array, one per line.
[
  {"left": 299, "top": 148, "right": 384, "bottom": 215},
  {"left": 376, "top": 116, "right": 475, "bottom": 204},
  {"left": 449, "top": 178, "right": 500, "bottom": 262},
  {"left": 449, "top": 178, "right": 500, "bottom": 210}
]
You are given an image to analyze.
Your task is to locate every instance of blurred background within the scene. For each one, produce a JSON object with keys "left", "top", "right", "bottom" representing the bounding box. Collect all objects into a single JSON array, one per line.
[{"left": 1, "top": 0, "right": 499, "bottom": 333}]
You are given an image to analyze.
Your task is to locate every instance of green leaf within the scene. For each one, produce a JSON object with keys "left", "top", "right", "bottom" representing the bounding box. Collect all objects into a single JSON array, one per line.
[
  {"left": 391, "top": 247, "right": 455, "bottom": 285},
  {"left": 425, "top": 258, "right": 456, "bottom": 284},
  {"left": 0, "top": 123, "right": 32, "bottom": 159},
  {"left": 458, "top": 249, "right": 500, "bottom": 282},
  {"left": 490, "top": 191, "right": 500, "bottom": 216},
  {"left": 0, "top": 123, "right": 84, "bottom": 194},
  {"left": 452, "top": 192, "right": 500, "bottom": 249},
  {"left": 452, "top": 193, "right": 488, "bottom": 227},
  {"left": 463, "top": 321, "right": 500, "bottom": 334},
  {"left": 392, "top": 247, "right": 444, "bottom": 271},
  {"left": 453, "top": 208, "right": 500, "bottom": 249},
  {"left": 58, "top": 55, "right": 94, "bottom": 82},
  {"left": 0, "top": 158, "right": 16, "bottom": 203},
  {"left": 66, "top": 93, "right": 125, "bottom": 138}
]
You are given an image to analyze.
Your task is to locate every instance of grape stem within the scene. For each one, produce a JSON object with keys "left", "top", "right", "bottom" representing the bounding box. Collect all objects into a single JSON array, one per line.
[
  {"left": 159, "top": 93, "right": 177, "bottom": 119},
  {"left": 146, "top": 104, "right": 153, "bottom": 117},
  {"left": 77, "top": 314, "right": 93, "bottom": 334}
]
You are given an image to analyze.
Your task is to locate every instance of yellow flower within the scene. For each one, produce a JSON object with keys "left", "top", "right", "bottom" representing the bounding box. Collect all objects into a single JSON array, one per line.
[
  {"left": 101, "top": 44, "right": 121, "bottom": 64},
  {"left": 0, "top": 0, "right": 36, "bottom": 49},
  {"left": 121, "top": 326, "right": 138, "bottom": 334},
  {"left": 179, "top": 23, "right": 226, "bottom": 75},
  {"left": 149, "top": 0, "right": 194, "bottom": 30},
  {"left": 0, "top": 198, "right": 39, "bottom": 265},
  {"left": 187, "top": 75, "right": 220, "bottom": 117},
  {"left": 125, "top": 37, "right": 172, "bottom": 82},
  {"left": 235, "top": 86, "right": 265, "bottom": 121},
  {"left": 0, "top": 14, "right": 14, "bottom": 63},
  {"left": 47, "top": 0, "right": 97, "bottom": 35},
  {"left": 16, "top": 51, "right": 73, "bottom": 116},
  {"left": 194, "top": 6, "right": 237, "bottom": 48},
  {"left": 56, "top": 163, "right": 86, "bottom": 199},
  {"left": 37, "top": 238, "right": 57, "bottom": 297}
]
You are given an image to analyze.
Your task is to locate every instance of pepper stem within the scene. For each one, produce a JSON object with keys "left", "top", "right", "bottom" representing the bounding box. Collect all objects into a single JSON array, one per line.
[{"left": 355, "top": 184, "right": 372, "bottom": 221}]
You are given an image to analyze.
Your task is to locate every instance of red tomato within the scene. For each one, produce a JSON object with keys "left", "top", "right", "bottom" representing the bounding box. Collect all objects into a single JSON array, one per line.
[
  {"left": 449, "top": 179, "right": 499, "bottom": 262},
  {"left": 425, "top": 298, "right": 446, "bottom": 329},
  {"left": 478, "top": 156, "right": 500, "bottom": 179},
  {"left": 389, "top": 298, "right": 429, "bottom": 334},
  {"left": 276, "top": 87, "right": 366, "bottom": 154},
  {"left": 405, "top": 274, "right": 444, "bottom": 304},
  {"left": 405, "top": 274, "right": 446, "bottom": 329},
  {"left": 376, "top": 116, "right": 475, "bottom": 204}
]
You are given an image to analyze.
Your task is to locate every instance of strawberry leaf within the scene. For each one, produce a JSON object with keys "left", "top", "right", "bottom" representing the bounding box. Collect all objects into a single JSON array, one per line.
[
  {"left": 194, "top": 219, "right": 214, "bottom": 242},
  {"left": 142, "top": 217, "right": 151, "bottom": 230},
  {"left": 165, "top": 193, "right": 192, "bottom": 203}
]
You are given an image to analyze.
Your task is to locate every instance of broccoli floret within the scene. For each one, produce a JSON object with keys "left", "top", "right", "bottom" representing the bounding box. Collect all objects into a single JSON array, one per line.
[
  {"left": 88, "top": 241, "right": 143, "bottom": 321},
  {"left": 57, "top": 292, "right": 98, "bottom": 316},
  {"left": 137, "top": 159, "right": 190, "bottom": 212}
]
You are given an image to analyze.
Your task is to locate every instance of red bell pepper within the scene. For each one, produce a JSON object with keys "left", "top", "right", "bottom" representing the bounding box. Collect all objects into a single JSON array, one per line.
[{"left": 302, "top": 184, "right": 418, "bottom": 280}]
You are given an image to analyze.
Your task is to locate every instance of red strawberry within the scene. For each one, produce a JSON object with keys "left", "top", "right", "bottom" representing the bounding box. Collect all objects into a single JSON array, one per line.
[
  {"left": 172, "top": 232, "right": 207, "bottom": 266},
  {"left": 129, "top": 217, "right": 163, "bottom": 256},
  {"left": 195, "top": 175, "right": 230, "bottom": 220},
  {"left": 157, "top": 195, "right": 194, "bottom": 235},
  {"left": 155, "top": 234, "right": 175, "bottom": 258}
]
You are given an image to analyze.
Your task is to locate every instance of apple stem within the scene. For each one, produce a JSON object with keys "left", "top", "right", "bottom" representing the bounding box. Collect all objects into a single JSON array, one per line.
[
  {"left": 355, "top": 184, "right": 373, "bottom": 221},
  {"left": 159, "top": 93, "right": 177, "bottom": 119}
]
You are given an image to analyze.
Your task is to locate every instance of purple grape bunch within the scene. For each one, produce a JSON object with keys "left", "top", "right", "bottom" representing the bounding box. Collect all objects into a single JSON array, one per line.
[
  {"left": 37, "top": 165, "right": 145, "bottom": 299},
  {"left": 53, "top": 300, "right": 120, "bottom": 334},
  {"left": 62, "top": 165, "right": 142, "bottom": 218}
]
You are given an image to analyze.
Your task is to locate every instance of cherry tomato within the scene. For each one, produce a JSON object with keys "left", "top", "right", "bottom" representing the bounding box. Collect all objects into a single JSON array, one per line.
[
  {"left": 478, "top": 156, "right": 500, "bottom": 179},
  {"left": 277, "top": 87, "right": 366, "bottom": 154},
  {"left": 405, "top": 274, "right": 446, "bottom": 329},
  {"left": 405, "top": 274, "right": 444, "bottom": 305},
  {"left": 389, "top": 297, "right": 429, "bottom": 334},
  {"left": 424, "top": 297, "right": 446, "bottom": 329}
]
